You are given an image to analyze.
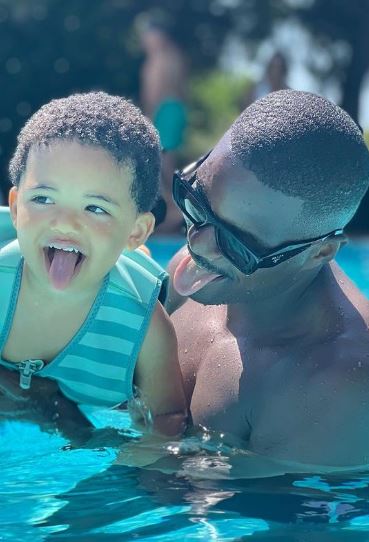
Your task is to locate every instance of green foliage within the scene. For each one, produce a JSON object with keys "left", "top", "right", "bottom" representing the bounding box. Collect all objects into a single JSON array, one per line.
[{"left": 183, "top": 71, "right": 252, "bottom": 161}]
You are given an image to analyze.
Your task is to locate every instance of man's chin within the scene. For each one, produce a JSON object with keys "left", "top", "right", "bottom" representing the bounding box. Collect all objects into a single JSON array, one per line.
[{"left": 188, "top": 276, "right": 229, "bottom": 305}]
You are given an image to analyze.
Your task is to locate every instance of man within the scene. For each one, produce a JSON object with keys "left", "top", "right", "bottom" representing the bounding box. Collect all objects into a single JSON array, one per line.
[{"left": 167, "top": 90, "right": 369, "bottom": 472}]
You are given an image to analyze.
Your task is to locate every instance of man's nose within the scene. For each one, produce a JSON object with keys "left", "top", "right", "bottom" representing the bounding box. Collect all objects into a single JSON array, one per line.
[
  {"left": 50, "top": 208, "right": 81, "bottom": 234},
  {"left": 187, "top": 223, "right": 219, "bottom": 258}
]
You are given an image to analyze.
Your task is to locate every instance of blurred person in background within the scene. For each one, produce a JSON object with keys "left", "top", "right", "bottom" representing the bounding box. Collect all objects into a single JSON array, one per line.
[
  {"left": 140, "top": 19, "right": 189, "bottom": 235},
  {"left": 243, "top": 51, "right": 289, "bottom": 109}
]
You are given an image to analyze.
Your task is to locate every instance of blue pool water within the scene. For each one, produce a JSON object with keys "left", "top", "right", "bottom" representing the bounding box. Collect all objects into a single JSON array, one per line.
[
  {"left": 336, "top": 241, "right": 369, "bottom": 298},
  {"left": 1, "top": 239, "right": 369, "bottom": 541},
  {"left": 147, "top": 235, "right": 185, "bottom": 269}
]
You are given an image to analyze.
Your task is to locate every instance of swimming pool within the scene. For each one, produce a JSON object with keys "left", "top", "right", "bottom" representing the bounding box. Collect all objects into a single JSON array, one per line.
[{"left": 1, "top": 239, "right": 369, "bottom": 541}]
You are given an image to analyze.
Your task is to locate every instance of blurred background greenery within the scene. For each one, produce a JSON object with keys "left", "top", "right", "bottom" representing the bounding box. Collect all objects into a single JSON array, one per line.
[{"left": 1, "top": 0, "right": 369, "bottom": 231}]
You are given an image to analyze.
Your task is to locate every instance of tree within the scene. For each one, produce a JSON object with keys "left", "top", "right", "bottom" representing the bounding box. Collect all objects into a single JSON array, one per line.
[
  {"left": 295, "top": 0, "right": 369, "bottom": 124},
  {"left": 230, "top": 0, "right": 369, "bottom": 124}
]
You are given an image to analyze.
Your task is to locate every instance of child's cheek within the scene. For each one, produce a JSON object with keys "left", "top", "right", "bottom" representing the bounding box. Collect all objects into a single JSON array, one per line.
[
  {"left": 16, "top": 203, "right": 44, "bottom": 228},
  {"left": 86, "top": 216, "right": 122, "bottom": 241}
]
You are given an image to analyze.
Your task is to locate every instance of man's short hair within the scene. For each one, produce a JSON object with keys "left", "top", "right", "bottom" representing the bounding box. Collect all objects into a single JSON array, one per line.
[
  {"left": 9, "top": 91, "right": 161, "bottom": 213},
  {"left": 231, "top": 90, "right": 369, "bottom": 229}
]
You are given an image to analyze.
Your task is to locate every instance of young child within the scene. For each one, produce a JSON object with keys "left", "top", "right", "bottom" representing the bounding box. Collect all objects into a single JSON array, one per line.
[{"left": 0, "top": 91, "right": 187, "bottom": 437}]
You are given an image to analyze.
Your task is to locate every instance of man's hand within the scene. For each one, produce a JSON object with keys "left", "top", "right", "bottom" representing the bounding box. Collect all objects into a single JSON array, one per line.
[{"left": 0, "top": 365, "right": 90, "bottom": 441}]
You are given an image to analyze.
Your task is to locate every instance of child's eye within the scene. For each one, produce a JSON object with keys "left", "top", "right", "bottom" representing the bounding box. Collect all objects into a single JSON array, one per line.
[
  {"left": 86, "top": 205, "right": 109, "bottom": 216},
  {"left": 31, "top": 195, "right": 53, "bottom": 205}
]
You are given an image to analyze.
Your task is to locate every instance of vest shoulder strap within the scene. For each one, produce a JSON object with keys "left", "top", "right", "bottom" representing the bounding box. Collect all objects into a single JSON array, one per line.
[
  {"left": 0, "top": 240, "right": 22, "bottom": 347},
  {"left": 110, "top": 249, "right": 168, "bottom": 305},
  {"left": 0, "top": 206, "right": 16, "bottom": 248}
]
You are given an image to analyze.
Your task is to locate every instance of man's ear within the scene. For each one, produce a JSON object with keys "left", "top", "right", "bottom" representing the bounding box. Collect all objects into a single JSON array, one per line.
[
  {"left": 8, "top": 186, "right": 18, "bottom": 226},
  {"left": 126, "top": 212, "right": 155, "bottom": 251},
  {"left": 312, "top": 233, "right": 347, "bottom": 265}
]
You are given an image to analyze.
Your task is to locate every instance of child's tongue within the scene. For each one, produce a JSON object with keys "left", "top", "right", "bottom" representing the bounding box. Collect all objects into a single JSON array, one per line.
[
  {"left": 48, "top": 249, "right": 79, "bottom": 290},
  {"left": 173, "top": 253, "right": 222, "bottom": 296}
]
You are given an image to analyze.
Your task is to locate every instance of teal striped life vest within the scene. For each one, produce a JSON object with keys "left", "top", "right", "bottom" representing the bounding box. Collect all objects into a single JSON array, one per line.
[{"left": 0, "top": 234, "right": 168, "bottom": 410}]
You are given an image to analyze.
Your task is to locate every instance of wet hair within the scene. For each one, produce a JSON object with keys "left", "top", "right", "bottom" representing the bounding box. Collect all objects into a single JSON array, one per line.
[
  {"left": 231, "top": 90, "right": 369, "bottom": 229},
  {"left": 9, "top": 91, "right": 161, "bottom": 213}
]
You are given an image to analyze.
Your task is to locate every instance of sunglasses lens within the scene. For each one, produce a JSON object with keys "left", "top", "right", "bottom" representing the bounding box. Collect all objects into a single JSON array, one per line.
[
  {"left": 174, "top": 178, "right": 207, "bottom": 227},
  {"left": 184, "top": 198, "right": 207, "bottom": 226},
  {"left": 217, "top": 229, "right": 257, "bottom": 274},
  {"left": 174, "top": 173, "right": 259, "bottom": 275}
]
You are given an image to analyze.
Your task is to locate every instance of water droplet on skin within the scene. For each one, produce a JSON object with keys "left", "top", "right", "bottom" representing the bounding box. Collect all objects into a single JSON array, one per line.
[
  {"left": 217, "top": 363, "right": 221, "bottom": 368},
  {"left": 210, "top": 338, "right": 214, "bottom": 343},
  {"left": 184, "top": 348, "right": 188, "bottom": 354}
]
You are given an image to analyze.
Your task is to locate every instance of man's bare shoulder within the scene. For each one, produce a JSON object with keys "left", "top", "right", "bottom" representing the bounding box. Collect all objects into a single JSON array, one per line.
[
  {"left": 332, "top": 261, "right": 369, "bottom": 320},
  {"left": 173, "top": 299, "right": 248, "bottom": 436},
  {"left": 171, "top": 299, "right": 233, "bottom": 404},
  {"left": 326, "top": 262, "right": 369, "bottom": 362},
  {"left": 171, "top": 298, "right": 225, "bottom": 336}
]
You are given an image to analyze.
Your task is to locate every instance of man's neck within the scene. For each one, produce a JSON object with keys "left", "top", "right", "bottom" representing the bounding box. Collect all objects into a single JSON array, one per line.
[{"left": 227, "top": 264, "right": 343, "bottom": 347}]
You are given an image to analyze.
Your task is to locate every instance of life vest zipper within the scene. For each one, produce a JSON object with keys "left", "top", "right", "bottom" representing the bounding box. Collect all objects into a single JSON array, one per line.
[{"left": 17, "top": 359, "right": 44, "bottom": 390}]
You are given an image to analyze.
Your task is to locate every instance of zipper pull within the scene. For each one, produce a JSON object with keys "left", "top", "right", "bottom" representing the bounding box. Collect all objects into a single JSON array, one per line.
[{"left": 18, "top": 359, "right": 44, "bottom": 390}]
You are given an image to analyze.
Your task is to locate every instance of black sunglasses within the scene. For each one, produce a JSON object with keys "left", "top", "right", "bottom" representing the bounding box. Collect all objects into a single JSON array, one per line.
[{"left": 173, "top": 151, "right": 344, "bottom": 276}]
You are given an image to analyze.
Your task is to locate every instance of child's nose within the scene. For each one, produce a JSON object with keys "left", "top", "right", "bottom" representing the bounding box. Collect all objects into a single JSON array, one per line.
[{"left": 50, "top": 208, "right": 81, "bottom": 234}]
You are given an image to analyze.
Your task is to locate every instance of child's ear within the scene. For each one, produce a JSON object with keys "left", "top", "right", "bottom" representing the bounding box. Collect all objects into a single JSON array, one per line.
[
  {"left": 126, "top": 212, "right": 155, "bottom": 251},
  {"left": 8, "top": 186, "right": 18, "bottom": 226}
]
